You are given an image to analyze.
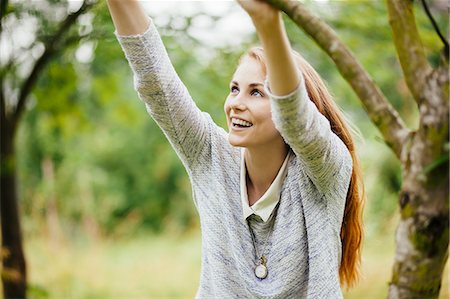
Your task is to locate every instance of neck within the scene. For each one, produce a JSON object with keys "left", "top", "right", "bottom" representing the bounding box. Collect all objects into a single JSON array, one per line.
[{"left": 244, "top": 141, "right": 289, "bottom": 201}]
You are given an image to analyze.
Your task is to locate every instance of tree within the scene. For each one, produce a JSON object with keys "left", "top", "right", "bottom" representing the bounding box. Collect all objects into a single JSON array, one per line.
[
  {"left": 266, "top": 0, "right": 448, "bottom": 297},
  {"left": 0, "top": 0, "right": 97, "bottom": 297}
]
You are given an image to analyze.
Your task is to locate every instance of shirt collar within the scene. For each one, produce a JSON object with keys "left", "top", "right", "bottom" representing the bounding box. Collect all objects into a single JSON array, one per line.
[{"left": 240, "top": 148, "right": 290, "bottom": 222}]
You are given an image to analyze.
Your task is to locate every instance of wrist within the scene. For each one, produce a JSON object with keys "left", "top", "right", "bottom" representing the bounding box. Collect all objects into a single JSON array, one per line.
[
  {"left": 251, "top": 10, "right": 281, "bottom": 30},
  {"left": 254, "top": 15, "right": 284, "bottom": 43},
  {"left": 251, "top": 11, "right": 282, "bottom": 32}
]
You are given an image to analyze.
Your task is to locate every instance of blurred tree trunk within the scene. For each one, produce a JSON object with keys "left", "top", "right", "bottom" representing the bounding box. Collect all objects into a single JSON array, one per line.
[
  {"left": 0, "top": 1, "right": 96, "bottom": 297},
  {"left": 0, "top": 0, "right": 25, "bottom": 293},
  {"left": 1, "top": 116, "right": 26, "bottom": 299},
  {"left": 267, "top": 0, "right": 449, "bottom": 298},
  {"left": 42, "top": 157, "right": 63, "bottom": 245}
]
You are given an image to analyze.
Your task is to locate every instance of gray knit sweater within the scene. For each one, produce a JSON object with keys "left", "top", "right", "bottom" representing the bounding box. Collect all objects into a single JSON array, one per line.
[{"left": 116, "top": 17, "right": 352, "bottom": 299}]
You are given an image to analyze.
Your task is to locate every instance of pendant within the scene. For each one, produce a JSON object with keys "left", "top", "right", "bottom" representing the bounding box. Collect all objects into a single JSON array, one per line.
[{"left": 254, "top": 256, "right": 268, "bottom": 279}]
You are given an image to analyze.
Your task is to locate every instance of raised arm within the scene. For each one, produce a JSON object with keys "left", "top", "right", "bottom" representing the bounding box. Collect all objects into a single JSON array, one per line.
[
  {"left": 106, "top": 0, "right": 222, "bottom": 171},
  {"left": 106, "top": 0, "right": 150, "bottom": 35},
  {"left": 238, "top": 0, "right": 352, "bottom": 196}
]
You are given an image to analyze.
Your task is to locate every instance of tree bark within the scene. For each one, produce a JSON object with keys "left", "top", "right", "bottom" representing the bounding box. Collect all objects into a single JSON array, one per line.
[
  {"left": 1, "top": 115, "right": 26, "bottom": 298},
  {"left": 386, "top": 0, "right": 433, "bottom": 104},
  {"left": 388, "top": 64, "right": 449, "bottom": 298}
]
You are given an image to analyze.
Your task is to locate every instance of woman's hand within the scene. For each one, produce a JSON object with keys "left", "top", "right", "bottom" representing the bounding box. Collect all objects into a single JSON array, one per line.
[{"left": 236, "top": 0, "right": 280, "bottom": 28}]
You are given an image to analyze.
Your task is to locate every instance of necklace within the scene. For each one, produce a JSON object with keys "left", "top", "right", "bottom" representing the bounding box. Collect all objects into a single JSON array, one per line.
[{"left": 247, "top": 208, "right": 278, "bottom": 279}]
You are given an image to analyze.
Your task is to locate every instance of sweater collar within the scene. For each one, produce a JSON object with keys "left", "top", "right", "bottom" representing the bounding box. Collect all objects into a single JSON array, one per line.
[{"left": 240, "top": 148, "right": 290, "bottom": 222}]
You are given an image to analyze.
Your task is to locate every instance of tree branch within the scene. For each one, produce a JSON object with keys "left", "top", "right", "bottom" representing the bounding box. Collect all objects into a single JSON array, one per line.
[
  {"left": 420, "top": 0, "right": 449, "bottom": 61},
  {"left": 386, "top": 0, "right": 433, "bottom": 104},
  {"left": 266, "top": 0, "right": 410, "bottom": 159},
  {"left": 11, "top": 0, "right": 96, "bottom": 133},
  {"left": 0, "top": 78, "right": 5, "bottom": 122}
]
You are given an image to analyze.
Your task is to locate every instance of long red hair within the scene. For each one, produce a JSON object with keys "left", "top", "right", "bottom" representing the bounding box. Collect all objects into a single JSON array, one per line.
[{"left": 243, "top": 47, "right": 365, "bottom": 289}]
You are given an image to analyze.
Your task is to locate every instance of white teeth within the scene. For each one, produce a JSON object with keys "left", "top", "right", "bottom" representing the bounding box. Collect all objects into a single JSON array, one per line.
[{"left": 231, "top": 118, "right": 253, "bottom": 127}]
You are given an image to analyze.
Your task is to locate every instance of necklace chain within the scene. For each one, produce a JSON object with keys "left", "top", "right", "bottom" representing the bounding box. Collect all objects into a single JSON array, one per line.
[
  {"left": 247, "top": 202, "right": 280, "bottom": 266},
  {"left": 247, "top": 215, "right": 276, "bottom": 264}
]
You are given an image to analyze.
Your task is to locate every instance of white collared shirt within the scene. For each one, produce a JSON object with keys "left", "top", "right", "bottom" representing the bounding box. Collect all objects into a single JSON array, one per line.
[{"left": 240, "top": 149, "right": 291, "bottom": 222}]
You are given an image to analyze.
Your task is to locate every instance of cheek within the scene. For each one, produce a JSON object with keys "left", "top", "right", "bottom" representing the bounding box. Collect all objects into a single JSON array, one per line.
[
  {"left": 261, "top": 118, "right": 278, "bottom": 134},
  {"left": 224, "top": 99, "right": 231, "bottom": 123},
  {"left": 255, "top": 105, "right": 279, "bottom": 133},
  {"left": 224, "top": 97, "right": 231, "bottom": 112},
  {"left": 254, "top": 103, "right": 273, "bottom": 124}
]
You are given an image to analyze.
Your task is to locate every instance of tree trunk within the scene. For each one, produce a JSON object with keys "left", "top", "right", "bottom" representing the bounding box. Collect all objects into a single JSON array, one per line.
[
  {"left": 42, "top": 157, "right": 63, "bottom": 245},
  {"left": 1, "top": 116, "right": 27, "bottom": 298},
  {"left": 390, "top": 160, "right": 449, "bottom": 298},
  {"left": 388, "top": 67, "right": 449, "bottom": 298}
]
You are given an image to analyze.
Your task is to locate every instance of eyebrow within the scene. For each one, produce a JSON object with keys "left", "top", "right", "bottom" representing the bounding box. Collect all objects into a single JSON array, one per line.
[{"left": 230, "top": 81, "right": 264, "bottom": 88}]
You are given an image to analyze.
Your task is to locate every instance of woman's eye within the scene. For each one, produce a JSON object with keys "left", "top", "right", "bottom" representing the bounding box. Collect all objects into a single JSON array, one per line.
[
  {"left": 230, "top": 86, "right": 239, "bottom": 94},
  {"left": 251, "top": 89, "right": 263, "bottom": 97}
]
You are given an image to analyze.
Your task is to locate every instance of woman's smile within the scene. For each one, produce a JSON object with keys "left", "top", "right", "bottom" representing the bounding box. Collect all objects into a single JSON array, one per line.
[
  {"left": 231, "top": 124, "right": 253, "bottom": 131},
  {"left": 230, "top": 117, "right": 253, "bottom": 131}
]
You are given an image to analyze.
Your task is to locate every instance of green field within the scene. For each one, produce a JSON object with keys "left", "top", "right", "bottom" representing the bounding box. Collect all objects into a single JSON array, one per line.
[{"left": 21, "top": 228, "right": 449, "bottom": 299}]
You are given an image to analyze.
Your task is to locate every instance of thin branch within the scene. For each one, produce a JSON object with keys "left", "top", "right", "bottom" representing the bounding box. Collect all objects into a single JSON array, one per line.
[
  {"left": 11, "top": 0, "right": 96, "bottom": 133},
  {"left": 266, "top": 0, "right": 410, "bottom": 159},
  {"left": 0, "top": 0, "right": 9, "bottom": 35},
  {"left": 420, "top": 0, "right": 449, "bottom": 60},
  {"left": 386, "top": 0, "right": 433, "bottom": 104}
]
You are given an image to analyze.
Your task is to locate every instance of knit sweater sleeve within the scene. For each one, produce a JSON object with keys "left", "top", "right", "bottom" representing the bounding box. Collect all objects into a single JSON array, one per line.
[
  {"left": 114, "top": 17, "right": 214, "bottom": 170},
  {"left": 267, "top": 73, "right": 353, "bottom": 197}
]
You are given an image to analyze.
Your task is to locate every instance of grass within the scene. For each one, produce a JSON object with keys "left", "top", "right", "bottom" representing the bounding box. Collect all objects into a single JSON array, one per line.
[
  {"left": 8, "top": 226, "right": 449, "bottom": 298},
  {"left": 25, "top": 232, "right": 201, "bottom": 298}
]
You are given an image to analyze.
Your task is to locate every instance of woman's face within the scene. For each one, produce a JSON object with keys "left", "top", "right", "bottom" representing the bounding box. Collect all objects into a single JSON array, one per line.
[{"left": 224, "top": 56, "right": 283, "bottom": 148}]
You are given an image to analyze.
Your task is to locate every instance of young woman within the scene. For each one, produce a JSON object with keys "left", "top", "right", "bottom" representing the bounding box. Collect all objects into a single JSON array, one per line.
[{"left": 106, "top": 0, "right": 364, "bottom": 298}]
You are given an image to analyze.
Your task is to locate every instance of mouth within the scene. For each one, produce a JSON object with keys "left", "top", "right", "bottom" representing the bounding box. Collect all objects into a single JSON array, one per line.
[{"left": 230, "top": 117, "right": 253, "bottom": 130}]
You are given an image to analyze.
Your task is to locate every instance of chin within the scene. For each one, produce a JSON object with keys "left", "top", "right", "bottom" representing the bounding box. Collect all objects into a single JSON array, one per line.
[{"left": 228, "top": 134, "right": 248, "bottom": 148}]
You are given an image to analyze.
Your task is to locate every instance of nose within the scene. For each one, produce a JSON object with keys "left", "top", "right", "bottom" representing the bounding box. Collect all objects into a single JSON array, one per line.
[{"left": 229, "top": 94, "right": 247, "bottom": 111}]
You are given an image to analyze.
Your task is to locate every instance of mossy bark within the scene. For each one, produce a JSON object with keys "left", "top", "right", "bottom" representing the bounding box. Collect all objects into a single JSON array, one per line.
[
  {"left": 388, "top": 65, "right": 449, "bottom": 298},
  {"left": 391, "top": 161, "right": 449, "bottom": 298}
]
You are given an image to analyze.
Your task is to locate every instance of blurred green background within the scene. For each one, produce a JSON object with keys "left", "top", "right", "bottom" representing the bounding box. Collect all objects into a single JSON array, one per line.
[{"left": 2, "top": 0, "right": 448, "bottom": 298}]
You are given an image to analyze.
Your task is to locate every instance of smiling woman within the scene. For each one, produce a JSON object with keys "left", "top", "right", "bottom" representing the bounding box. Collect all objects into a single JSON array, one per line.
[{"left": 106, "top": 0, "right": 365, "bottom": 298}]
